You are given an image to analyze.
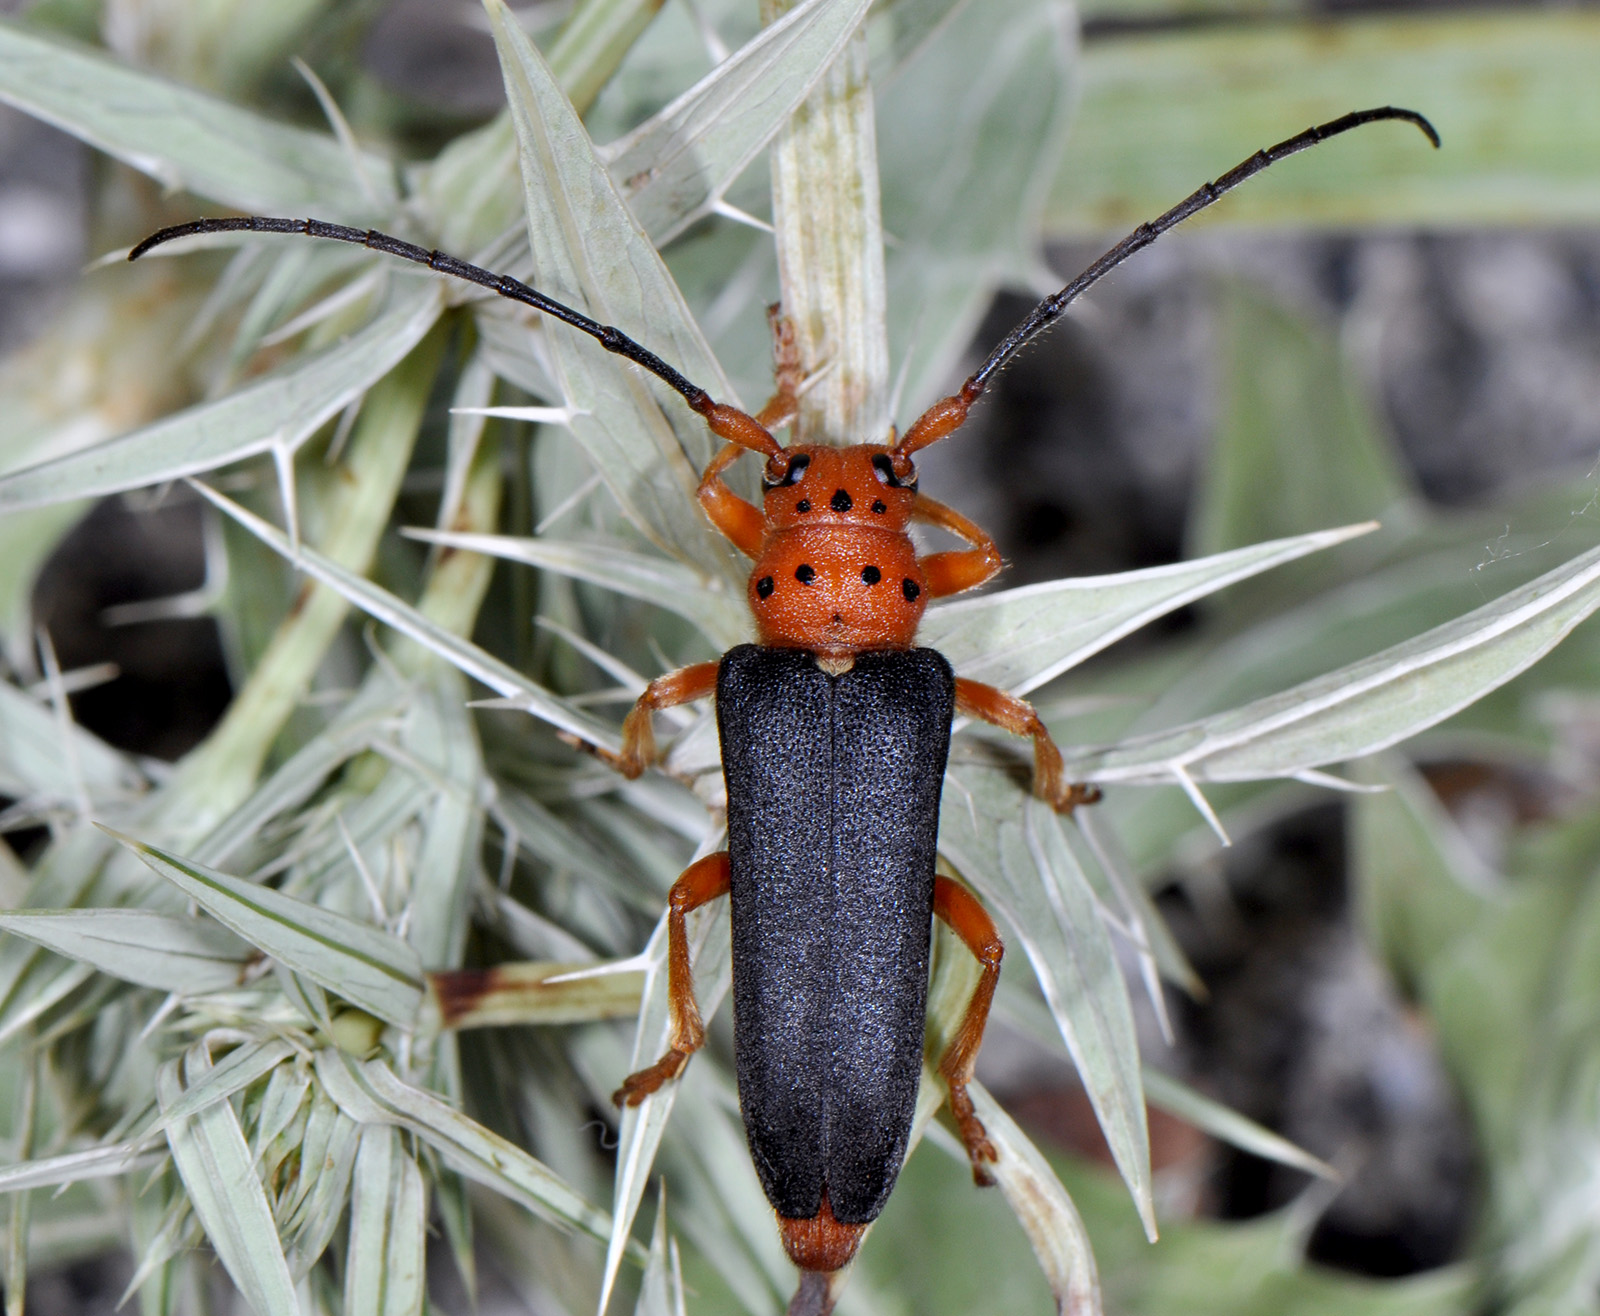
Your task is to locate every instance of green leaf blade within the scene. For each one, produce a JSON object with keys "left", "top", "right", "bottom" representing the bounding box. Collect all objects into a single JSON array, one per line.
[
  {"left": 0, "top": 288, "right": 441, "bottom": 512},
  {"left": 315, "top": 1053, "right": 617, "bottom": 1245},
  {"left": 1069, "top": 540, "right": 1600, "bottom": 784},
  {"left": 923, "top": 522, "right": 1376, "bottom": 695},
  {"left": 939, "top": 776, "right": 1155, "bottom": 1239},
  {"left": 603, "top": 0, "right": 873, "bottom": 245},
  {"left": 0, "top": 21, "right": 396, "bottom": 218},
  {"left": 484, "top": 0, "right": 743, "bottom": 575},
  {"left": 0, "top": 909, "right": 249, "bottom": 994},
  {"left": 159, "top": 1047, "right": 300, "bottom": 1316},
  {"left": 111, "top": 831, "right": 424, "bottom": 1027}
]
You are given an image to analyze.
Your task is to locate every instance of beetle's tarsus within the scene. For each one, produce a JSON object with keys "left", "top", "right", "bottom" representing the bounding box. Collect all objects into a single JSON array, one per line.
[
  {"left": 946, "top": 1084, "right": 1000, "bottom": 1186},
  {"left": 1048, "top": 780, "right": 1102, "bottom": 815},
  {"left": 612, "top": 1048, "right": 690, "bottom": 1106},
  {"left": 555, "top": 730, "right": 648, "bottom": 778}
]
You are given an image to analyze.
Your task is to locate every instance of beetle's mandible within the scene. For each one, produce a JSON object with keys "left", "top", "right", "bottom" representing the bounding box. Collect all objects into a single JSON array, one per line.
[{"left": 131, "top": 104, "right": 1438, "bottom": 1284}]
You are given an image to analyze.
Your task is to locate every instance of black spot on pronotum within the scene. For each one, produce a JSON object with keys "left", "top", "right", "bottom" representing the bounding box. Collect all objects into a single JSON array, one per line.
[
  {"left": 902, "top": 578, "right": 920, "bottom": 602},
  {"left": 796, "top": 499, "right": 811, "bottom": 513},
  {"left": 831, "top": 489, "right": 853, "bottom": 513},
  {"left": 756, "top": 576, "right": 775, "bottom": 600},
  {"left": 796, "top": 564, "right": 817, "bottom": 584},
  {"left": 871, "top": 500, "right": 887, "bottom": 514},
  {"left": 861, "top": 566, "right": 881, "bottom": 585}
]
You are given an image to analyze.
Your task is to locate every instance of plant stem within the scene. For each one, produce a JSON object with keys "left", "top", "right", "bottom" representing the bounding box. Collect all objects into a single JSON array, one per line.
[{"left": 762, "top": 1, "right": 889, "bottom": 445}]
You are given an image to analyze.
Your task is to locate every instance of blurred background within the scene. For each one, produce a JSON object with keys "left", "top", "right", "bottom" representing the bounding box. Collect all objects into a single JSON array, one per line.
[{"left": 3, "top": 0, "right": 1600, "bottom": 1311}]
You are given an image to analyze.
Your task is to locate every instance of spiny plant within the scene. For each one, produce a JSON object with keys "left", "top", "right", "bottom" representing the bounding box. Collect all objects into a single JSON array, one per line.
[{"left": 1, "top": 0, "right": 1599, "bottom": 1314}]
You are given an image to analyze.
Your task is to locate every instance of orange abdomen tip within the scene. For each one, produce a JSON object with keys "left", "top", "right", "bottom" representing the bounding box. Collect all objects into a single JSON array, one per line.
[{"left": 778, "top": 1194, "right": 866, "bottom": 1274}]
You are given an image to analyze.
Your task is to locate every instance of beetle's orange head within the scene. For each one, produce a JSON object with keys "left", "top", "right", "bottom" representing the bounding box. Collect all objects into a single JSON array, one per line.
[
  {"left": 748, "top": 444, "right": 926, "bottom": 656},
  {"left": 759, "top": 443, "right": 918, "bottom": 533}
]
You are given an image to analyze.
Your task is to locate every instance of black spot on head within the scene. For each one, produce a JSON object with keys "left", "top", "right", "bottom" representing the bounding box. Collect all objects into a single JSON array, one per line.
[
  {"left": 871, "top": 453, "right": 917, "bottom": 491},
  {"left": 763, "top": 452, "right": 810, "bottom": 490},
  {"left": 795, "top": 499, "right": 811, "bottom": 513},
  {"left": 795, "top": 564, "right": 816, "bottom": 584},
  {"left": 871, "top": 499, "right": 887, "bottom": 514},
  {"left": 902, "top": 578, "right": 920, "bottom": 602},
  {"left": 831, "top": 489, "right": 853, "bottom": 513},
  {"left": 756, "top": 576, "right": 775, "bottom": 600},
  {"left": 861, "top": 566, "right": 881, "bottom": 585}
]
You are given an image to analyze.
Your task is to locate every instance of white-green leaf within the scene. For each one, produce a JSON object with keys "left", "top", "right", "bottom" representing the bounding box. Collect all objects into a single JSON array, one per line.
[
  {"left": 878, "top": 0, "right": 1078, "bottom": 417},
  {"left": 601, "top": 0, "right": 872, "bottom": 245},
  {"left": 0, "top": 287, "right": 441, "bottom": 513},
  {"left": 0, "top": 1142, "right": 163, "bottom": 1193},
  {"left": 159, "top": 1047, "right": 300, "bottom": 1316},
  {"left": 1141, "top": 1067, "right": 1337, "bottom": 1181},
  {"left": 604, "top": 896, "right": 732, "bottom": 1316},
  {"left": 484, "top": 0, "right": 745, "bottom": 577},
  {"left": 315, "top": 1052, "right": 618, "bottom": 1245},
  {"left": 0, "top": 677, "right": 143, "bottom": 804},
  {"left": 632, "top": 1189, "right": 686, "bottom": 1316},
  {"left": 110, "top": 830, "right": 424, "bottom": 1027},
  {"left": 280, "top": 1091, "right": 361, "bottom": 1277},
  {"left": 923, "top": 522, "right": 1376, "bottom": 695},
  {"left": 189, "top": 480, "right": 617, "bottom": 748},
  {"left": 939, "top": 779, "right": 1154, "bottom": 1237},
  {"left": 970, "top": 1081, "right": 1101, "bottom": 1316},
  {"left": 1065, "top": 538, "right": 1600, "bottom": 785},
  {"left": 195, "top": 675, "right": 411, "bottom": 869},
  {"left": 402, "top": 669, "right": 485, "bottom": 970},
  {"left": 405, "top": 529, "right": 750, "bottom": 650},
  {"left": 345, "top": 1126, "right": 426, "bottom": 1316},
  {"left": 0, "top": 909, "right": 249, "bottom": 994},
  {"left": 0, "top": 21, "right": 395, "bottom": 217},
  {"left": 151, "top": 1039, "right": 298, "bottom": 1136}
]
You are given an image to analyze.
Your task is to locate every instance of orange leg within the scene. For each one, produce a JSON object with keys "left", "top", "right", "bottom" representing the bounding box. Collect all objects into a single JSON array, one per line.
[
  {"left": 576, "top": 661, "right": 720, "bottom": 778},
  {"left": 955, "top": 678, "right": 1101, "bottom": 813},
  {"left": 934, "top": 875, "right": 1003, "bottom": 1185},
  {"left": 913, "top": 493, "right": 1003, "bottom": 598},
  {"left": 697, "top": 442, "right": 766, "bottom": 558},
  {"left": 753, "top": 305, "right": 802, "bottom": 434},
  {"left": 614, "top": 852, "right": 731, "bottom": 1105}
]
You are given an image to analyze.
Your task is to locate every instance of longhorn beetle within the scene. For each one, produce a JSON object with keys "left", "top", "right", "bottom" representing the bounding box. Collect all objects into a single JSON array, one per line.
[{"left": 132, "top": 105, "right": 1438, "bottom": 1282}]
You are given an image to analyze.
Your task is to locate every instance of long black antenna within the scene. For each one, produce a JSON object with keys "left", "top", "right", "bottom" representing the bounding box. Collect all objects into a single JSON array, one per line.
[
  {"left": 129, "top": 216, "right": 719, "bottom": 415},
  {"left": 966, "top": 106, "right": 1439, "bottom": 396}
]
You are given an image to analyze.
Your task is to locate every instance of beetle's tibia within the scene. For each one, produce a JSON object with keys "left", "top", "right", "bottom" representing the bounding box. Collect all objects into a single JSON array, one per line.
[{"left": 778, "top": 1192, "right": 865, "bottom": 1273}]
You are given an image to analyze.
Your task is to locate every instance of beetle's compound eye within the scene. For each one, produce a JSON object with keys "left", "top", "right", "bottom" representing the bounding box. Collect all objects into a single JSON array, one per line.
[
  {"left": 763, "top": 452, "right": 811, "bottom": 490},
  {"left": 870, "top": 453, "right": 917, "bottom": 493}
]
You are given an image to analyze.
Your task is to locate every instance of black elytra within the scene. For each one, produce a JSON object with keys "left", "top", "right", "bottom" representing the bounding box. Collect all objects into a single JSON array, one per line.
[{"left": 717, "top": 646, "right": 955, "bottom": 1223}]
